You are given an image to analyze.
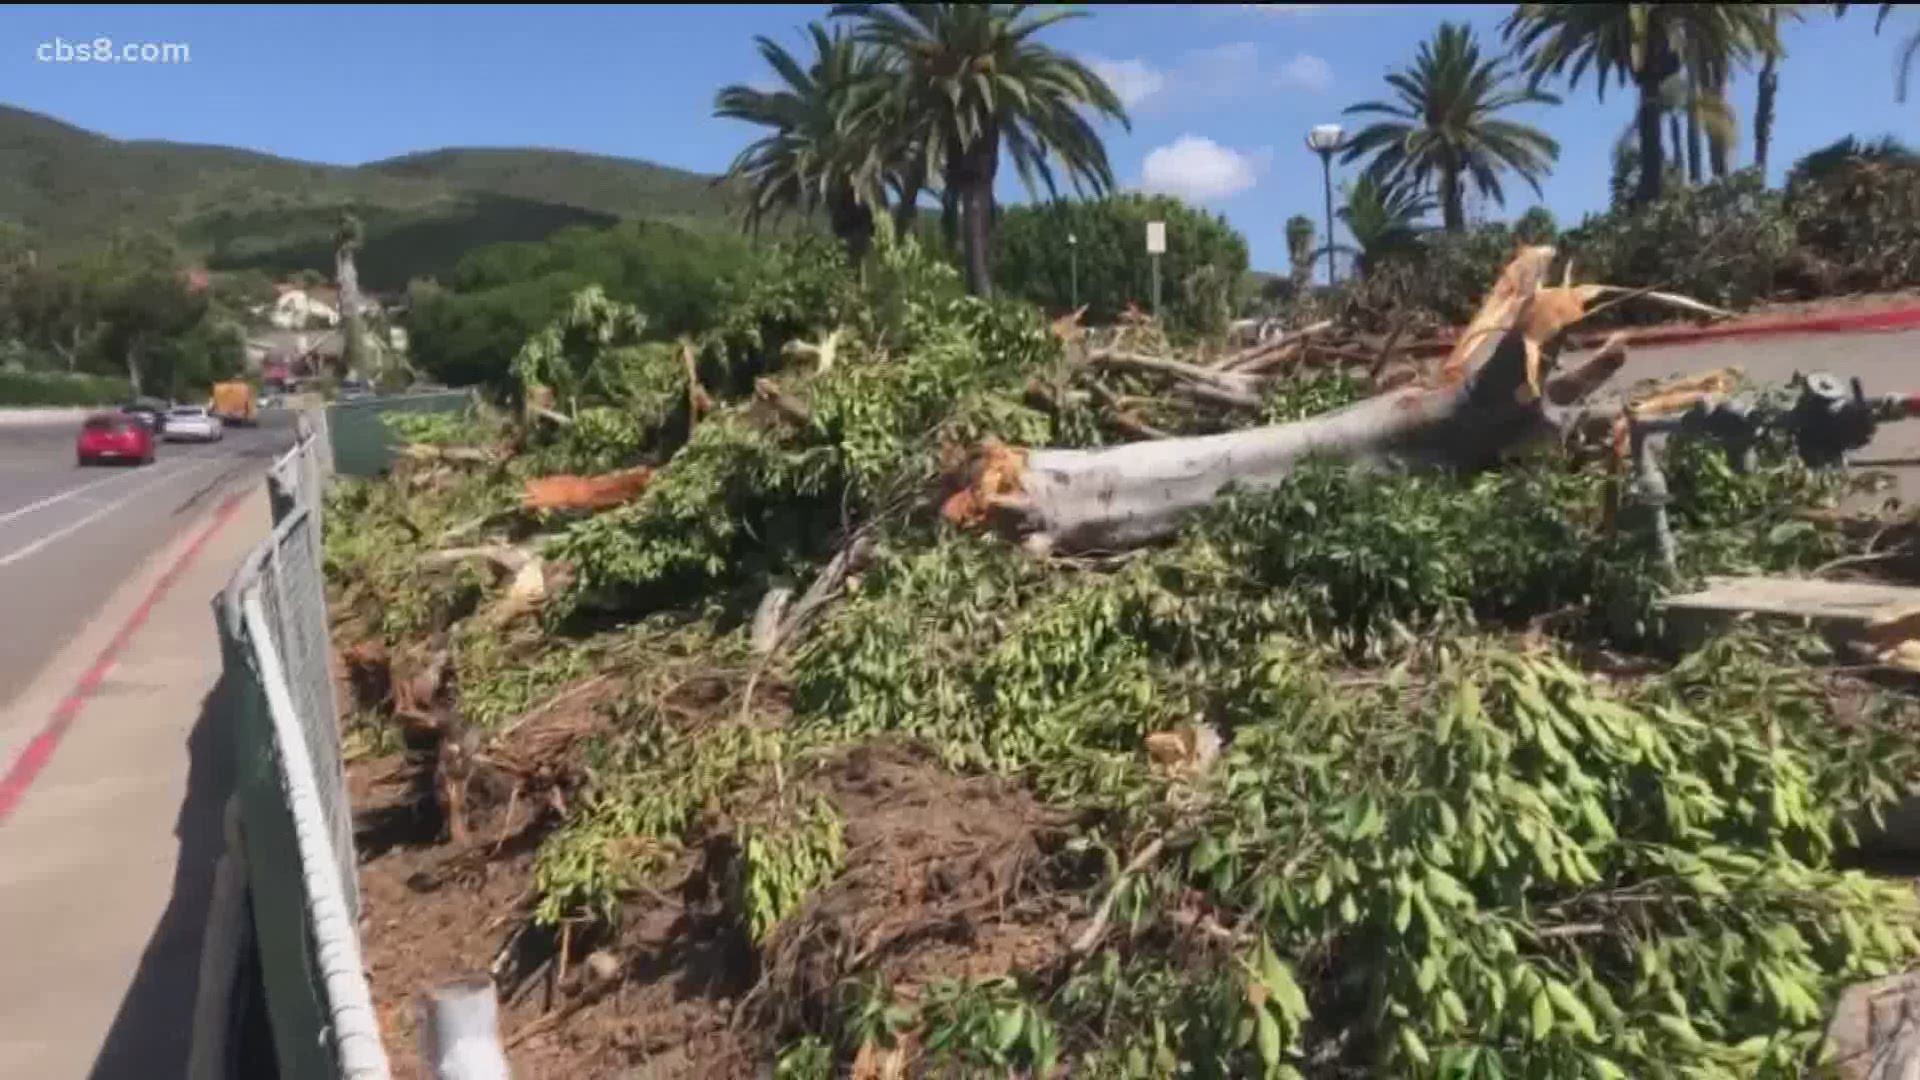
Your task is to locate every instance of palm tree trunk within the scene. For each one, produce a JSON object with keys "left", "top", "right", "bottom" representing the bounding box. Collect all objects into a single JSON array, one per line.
[
  {"left": 1755, "top": 54, "right": 1778, "bottom": 176},
  {"left": 1440, "top": 169, "right": 1464, "bottom": 233},
  {"left": 1755, "top": 7, "right": 1779, "bottom": 177},
  {"left": 953, "top": 135, "right": 998, "bottom": 298},
  {"left": 891, "top": 157, "right": 927, "bottom": 239},
  {"left": 940, "top": 187, "right": 959, "bottom": 251},
  {"left": 1637, "top": 78, "right": 1669, "bottom": 207},
  {"left": 1707, "top": 74, "right": 1731, "bottom": 180},
  {"left": 830, "top": 191, "right": 873, "bottom": 262},
  {"left": 960, "top": 175, "right": 994, "bottom": 297},
  {"left": 1685, "top": 85, "right": 1703, "bottom": 185}
]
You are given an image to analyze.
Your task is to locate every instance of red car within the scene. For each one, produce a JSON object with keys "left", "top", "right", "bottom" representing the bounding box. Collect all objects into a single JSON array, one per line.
[{"left": 76, "top": 413, "right": 156, "bottom": 466}]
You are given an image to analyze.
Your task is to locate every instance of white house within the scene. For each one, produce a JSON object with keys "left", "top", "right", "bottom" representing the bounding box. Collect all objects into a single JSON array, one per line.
[{"left": 268, "top": 287, "right": 341, "bottom": 330}]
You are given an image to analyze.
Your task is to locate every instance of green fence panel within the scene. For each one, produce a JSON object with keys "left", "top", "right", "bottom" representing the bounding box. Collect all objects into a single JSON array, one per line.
[{"left": 325, "top": 391, "right": 475, "bottom": 477}]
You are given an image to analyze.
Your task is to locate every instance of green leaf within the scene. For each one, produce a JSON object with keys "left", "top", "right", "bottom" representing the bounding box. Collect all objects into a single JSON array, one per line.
[
  {"left": 1398, "top": 1025, "right": 1432, "bottom": 1068},
  {"left": 993, "top": 1006, "right": 1024, "bottom": 1051},
  {"left": 1546, "top": 980, "right": 1599, "bottom": 1042},
  {"left": 1586, "top": 1056, "right": 1627, "bottom": 1080},
  {"left": 1353, "top": 797, "right": 1384, "bottom": 841},
  {"left": 1654, "top": 1013, "right": 1703, "bottom": 1048},
  {"left": 1256, "top": 1007, "right": 1282, "bottom": 1069},
  {"left": 1530, "top": 988, "right": 1555, "bottom": 1042},
  {"left": 1191, "top": 834, "right": 1223, "bottom": 875}
]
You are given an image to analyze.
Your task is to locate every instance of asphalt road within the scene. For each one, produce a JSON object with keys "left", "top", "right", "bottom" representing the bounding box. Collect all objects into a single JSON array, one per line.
[{"left": 0, "top": 412, "right": 294, "bottom": 711}]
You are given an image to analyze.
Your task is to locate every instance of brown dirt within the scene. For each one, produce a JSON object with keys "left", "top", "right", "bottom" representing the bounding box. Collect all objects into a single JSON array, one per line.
[{"left": 351, "top": 736, "right": 1079, "bottom": 1079}]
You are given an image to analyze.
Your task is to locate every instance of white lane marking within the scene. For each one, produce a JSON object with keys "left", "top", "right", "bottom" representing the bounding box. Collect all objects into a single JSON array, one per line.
[
  {"left": 0, "top": 463, "right": 157, "bottom": 528},
  {"left": 0, "top": 459, "right": 225, "bottom": 570}
]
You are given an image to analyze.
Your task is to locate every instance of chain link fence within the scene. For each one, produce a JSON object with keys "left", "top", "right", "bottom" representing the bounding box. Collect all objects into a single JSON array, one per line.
[
  {"left": 326, "top": 390, "right": 474, "bottom": 477},
  {"left": 211, "top": 412, "right": 390, "bottom": 1080}
]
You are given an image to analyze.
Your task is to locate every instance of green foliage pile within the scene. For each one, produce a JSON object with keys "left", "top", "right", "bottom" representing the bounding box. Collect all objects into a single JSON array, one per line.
[
  {"left": 1784, "top": 149, "right": 1920, "bottom": 292},
  {"left": 1305, "top": 149, "right": 1920, "bottom": 333},
  {"left": 542, "top": 226, "right": 1083, "bottom": 616},
  {"left": 992, "top": 193, "right": 1251, "bottom": 338},
  {"left": 326, "top": 219, "right": 1920, "bottom": 1078},
  {"left": 0, "top": 369, "right": 131, "bottom": 406}
]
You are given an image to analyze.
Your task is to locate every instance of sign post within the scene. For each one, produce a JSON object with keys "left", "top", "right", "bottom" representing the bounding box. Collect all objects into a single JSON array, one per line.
[{"left": 1146, "top": 220, "right": 1166, "bottom": 320}]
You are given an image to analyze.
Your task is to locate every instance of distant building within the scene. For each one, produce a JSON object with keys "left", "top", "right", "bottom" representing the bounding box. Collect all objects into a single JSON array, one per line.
[
  {"left": 245, "top": 328, "right": 344, "bottom": 379},
  {"left": 269, "top": 284, "right": 341, "bottom": 330}
]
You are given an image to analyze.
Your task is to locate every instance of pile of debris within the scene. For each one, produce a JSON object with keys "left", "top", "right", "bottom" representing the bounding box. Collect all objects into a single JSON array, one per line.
[{"left": 325, "top": 238, "right": 1920, "bottom": 1079}]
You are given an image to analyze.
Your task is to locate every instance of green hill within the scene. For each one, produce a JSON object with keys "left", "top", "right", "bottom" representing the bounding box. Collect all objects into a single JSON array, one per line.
[{"left": 0, "top": 105, "right": 754, "bottom": 291}]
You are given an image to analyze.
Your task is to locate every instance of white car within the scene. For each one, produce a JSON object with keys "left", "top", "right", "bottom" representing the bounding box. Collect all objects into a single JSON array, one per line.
[{"left": 163, "top": 405, "right": 225, "bottom": 443}]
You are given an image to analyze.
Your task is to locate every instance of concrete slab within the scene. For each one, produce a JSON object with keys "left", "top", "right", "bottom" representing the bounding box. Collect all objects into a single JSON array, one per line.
[{"left": 1660, "top": 575, "right": 1920, "bottom": 626}]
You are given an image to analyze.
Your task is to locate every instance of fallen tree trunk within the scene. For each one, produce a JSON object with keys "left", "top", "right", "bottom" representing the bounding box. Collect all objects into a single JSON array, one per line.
[
  {"left": 945, "top": 247, "right": 1710, "bottom": 554},
  {"left": 999, "top": 345, "right": 1624, "bottom": 552}
]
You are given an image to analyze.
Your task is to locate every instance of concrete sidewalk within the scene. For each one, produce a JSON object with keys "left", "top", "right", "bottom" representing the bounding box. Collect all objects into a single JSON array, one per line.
[{"left": 0, "top": 485, "right": 269, "bottom": 1080}]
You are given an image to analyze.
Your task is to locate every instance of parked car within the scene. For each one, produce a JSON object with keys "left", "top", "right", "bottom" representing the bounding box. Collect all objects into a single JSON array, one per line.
[
  {"left": 77, "top": 413, "right": 156, "bottom": 466},
  {"left": 163, "top": 405, "right": 224, "bottom": 443},
  {"left": 120, "top": 400, "right": 169, "bottom": 436}
]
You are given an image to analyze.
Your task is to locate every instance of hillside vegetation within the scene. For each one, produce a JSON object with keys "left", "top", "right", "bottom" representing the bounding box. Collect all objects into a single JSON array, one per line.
[{"left": 0, "top": 105, "right": 759, "bottom": 290}]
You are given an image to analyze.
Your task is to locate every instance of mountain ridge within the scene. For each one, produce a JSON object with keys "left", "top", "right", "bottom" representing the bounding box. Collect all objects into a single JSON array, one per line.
[{"left": 0, "top": 104, "right": 751, "bottom": 289}]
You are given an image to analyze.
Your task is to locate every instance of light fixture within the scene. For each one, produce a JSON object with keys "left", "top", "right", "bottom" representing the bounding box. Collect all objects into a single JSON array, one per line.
[{"left": 1305, "top": 124, "right": 1346, "bottom": 287}]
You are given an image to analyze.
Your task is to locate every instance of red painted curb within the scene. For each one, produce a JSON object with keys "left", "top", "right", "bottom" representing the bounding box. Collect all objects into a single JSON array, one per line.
[
  {"left": 0, "top": 488, "right": 251, "bottom": 826},
  {"left": 1404, "top": 301, "right": 1920, "bottom": 359}
]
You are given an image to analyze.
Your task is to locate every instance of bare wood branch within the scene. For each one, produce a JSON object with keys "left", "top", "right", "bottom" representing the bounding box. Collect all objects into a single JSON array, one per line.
[
  {"left": 1218, "top": 319, "right": 1335, "bottom": 371},
  {"left": 753, "top": 377, "right": 813, "bottom": 427},
  {"left": 1091, "top": 349, "right": 1252, "bottom": 391},
  {"left": 1070, "top": 835, "right": 1167, "bottom": 955},
  {"left": 1231, "top": 340, "right": 1307, "bottom": 377}
]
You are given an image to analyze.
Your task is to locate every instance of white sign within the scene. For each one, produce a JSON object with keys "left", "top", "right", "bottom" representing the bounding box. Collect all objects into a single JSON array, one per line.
[{"left": 1145, "top": 221, "right": 1166, "bottom": 255}]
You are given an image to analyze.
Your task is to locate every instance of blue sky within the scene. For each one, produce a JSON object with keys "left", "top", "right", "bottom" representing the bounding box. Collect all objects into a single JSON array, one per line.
[{"left": 1, "top": 4, "right": 1915, "bottom": 273}]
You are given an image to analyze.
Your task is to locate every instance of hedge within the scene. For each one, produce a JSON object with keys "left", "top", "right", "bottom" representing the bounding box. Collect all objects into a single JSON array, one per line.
[{"left": 0, "top": 370, "right": 135, "bottom": 407}]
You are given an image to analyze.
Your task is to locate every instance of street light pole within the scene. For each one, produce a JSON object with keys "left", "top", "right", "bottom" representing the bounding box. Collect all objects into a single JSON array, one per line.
[
  {"left": 1068, "top": 232, "right": 1079, "bottom": 311},
  {"left": 1306, "top": 123, "right": 1344, "bottom": 289}
]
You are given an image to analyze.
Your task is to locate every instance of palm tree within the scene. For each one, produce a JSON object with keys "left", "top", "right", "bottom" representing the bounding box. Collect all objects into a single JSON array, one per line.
[
  {"left": 1752, "top": 6, "right": 1808, "bottom": 176},
  {"left": 1504, "top": 4, "right": 1778, "bottom": 206},
  {"left": 834, "top": 3, "right": 1129, "bottom": 297},
  {"left": 1834, "top": 3, "right": 1920, "bottom": 102},
  {"left": 715, "top": 24, "right": 892, "bottom": 260},
  {"left": 1326, "top": 173, "right": 1434, "bottom": 276},
  {"left": 1341, "top": 22, "right": 1560, "bottom": 232},
  {"left": 1285, "top": 214, "right": 1317, "bottom": 292}
]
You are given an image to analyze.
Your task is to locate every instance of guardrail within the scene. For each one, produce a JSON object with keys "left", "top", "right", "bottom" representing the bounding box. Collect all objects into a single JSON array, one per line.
[{"left": 195, "top": 411, "right": 391, "bottom": 1080}]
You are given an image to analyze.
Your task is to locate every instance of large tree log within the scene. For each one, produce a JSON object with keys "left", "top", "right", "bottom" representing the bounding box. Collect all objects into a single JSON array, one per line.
[{"left": 944, "top": 247, "right": 1716, "bottom": 555}]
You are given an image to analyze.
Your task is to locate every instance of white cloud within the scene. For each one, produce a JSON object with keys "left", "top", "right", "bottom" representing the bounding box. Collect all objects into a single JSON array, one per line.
[
  {"left": 1085, "top": 54, "right": 1166, "bottom": 109},
  {"left": 1277, "top": 53, "right": 1333, "bottom": 94},
  {"left": 1240, "top": 3, "right": 1324, "bottom": 14},
  {"left": 1111, "top": 43, "right": 1333, "bottom": 114},
  {"left": 1140, "top": 135, "right": 1260, "bottom": 202}
]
